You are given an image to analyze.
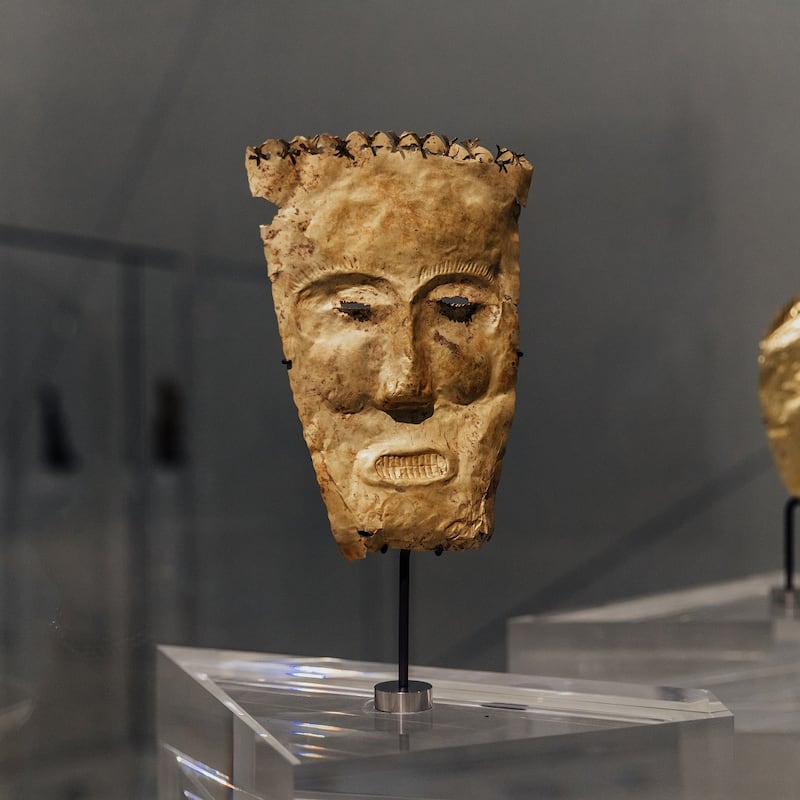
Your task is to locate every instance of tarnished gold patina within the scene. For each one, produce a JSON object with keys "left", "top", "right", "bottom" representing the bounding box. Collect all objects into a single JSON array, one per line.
[
  {"left": 759, "top": 297, "right": 800, "bottom": 497},
  {"left": 246, "top": 132, "right": 532, "bottom": 559}
]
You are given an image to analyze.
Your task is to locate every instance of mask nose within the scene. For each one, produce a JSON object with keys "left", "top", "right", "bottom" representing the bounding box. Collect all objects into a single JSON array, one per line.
[{"left": 376, "top": 326, "right": 434, "bottom": 424}]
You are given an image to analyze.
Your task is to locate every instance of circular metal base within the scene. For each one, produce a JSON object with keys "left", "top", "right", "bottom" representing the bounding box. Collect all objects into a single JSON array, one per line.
[{"left": 374, "top": 680, "right": 433, "bottom": 713}]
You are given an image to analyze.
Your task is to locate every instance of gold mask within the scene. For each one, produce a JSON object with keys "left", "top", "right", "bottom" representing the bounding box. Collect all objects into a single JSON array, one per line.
[
  {"left": 759, "top": 297, "right": 800, "bottom": 497},
  {"left": 246, "top": 133, "right": 532, "bottom": 559}
]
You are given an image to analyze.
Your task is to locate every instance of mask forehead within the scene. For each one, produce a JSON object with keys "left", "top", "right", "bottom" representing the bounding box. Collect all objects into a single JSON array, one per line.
[
  {"left": 264, "top": 152, "right": 522, "bottom": 303},
  {"left": 304, "top": 160, "right": 506, "bottom": 258}
]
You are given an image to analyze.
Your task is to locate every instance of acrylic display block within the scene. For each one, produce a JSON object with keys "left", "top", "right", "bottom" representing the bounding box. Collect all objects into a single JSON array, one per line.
[
  {"left": 157, "top": 645, "right": 731, "bottom": 800},
  {"left": 507, "top": 571, "right": 800, "bottom": 799}
]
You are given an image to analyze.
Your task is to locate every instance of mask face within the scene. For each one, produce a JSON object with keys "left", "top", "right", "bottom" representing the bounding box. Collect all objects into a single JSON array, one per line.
[
  {"left": 247, "top": 133, "right": 532, "bottom": 558},
  {"left": 760, "top": 298, "right": 800, "bottom": 497}
]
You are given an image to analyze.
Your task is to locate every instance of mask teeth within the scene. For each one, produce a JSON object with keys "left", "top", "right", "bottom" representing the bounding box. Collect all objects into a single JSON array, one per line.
[
  {"left": 375, "top": 453, "right": 448, "bottom": 482},
  {"left": 250, "top": 132, "right": 528, "bottom": 167}
]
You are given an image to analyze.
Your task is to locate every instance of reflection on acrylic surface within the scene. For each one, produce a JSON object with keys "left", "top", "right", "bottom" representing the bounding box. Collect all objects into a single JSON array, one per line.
[
  {"left": 246, "top": 132, "right": 532, "bottom": 558},
  {"left": 759, "top": 297, "right": 800, "bottom": 497},
  {"left": 158, "top": 645, "right": 733, "bottom": 800}
]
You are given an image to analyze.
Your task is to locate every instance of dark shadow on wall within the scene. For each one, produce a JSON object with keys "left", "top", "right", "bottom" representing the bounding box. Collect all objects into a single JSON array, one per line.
[{"left": 38, "top": 385, "right": 80, "bottom": 473}]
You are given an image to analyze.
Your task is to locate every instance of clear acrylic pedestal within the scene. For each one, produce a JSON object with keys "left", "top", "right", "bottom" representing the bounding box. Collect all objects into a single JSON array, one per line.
[
  {"left": 157, "top": 645, "right": 731, "bottom": 800},
  {"left": 508, "top": 571, "right": 800, "bottom": 799}
]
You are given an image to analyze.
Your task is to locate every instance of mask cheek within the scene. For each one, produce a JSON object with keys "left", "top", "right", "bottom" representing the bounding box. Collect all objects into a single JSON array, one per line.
[
  {"left": 295, "top": 336, "right": 379, "bottom": 414},
  {"left": 428, "top": 336, "right": 491, "bottom": 404},
  {"left": 450, "top": 359, "right": 492, "bottom": 404}
]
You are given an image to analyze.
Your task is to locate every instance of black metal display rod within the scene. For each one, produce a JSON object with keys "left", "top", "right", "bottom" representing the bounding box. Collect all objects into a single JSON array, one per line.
[
  {"left": 399, "top": 549, "right": 410, "bottom": 691},
  {"left": 373, "top": 547, "right": 432, "bottom": 713},
  {"left": 785, "top": 497, "right": 799, "bottom": 591}
]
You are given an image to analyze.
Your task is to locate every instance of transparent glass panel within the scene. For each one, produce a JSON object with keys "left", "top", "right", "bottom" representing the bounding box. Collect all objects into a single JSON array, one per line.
[{"left": 158, "top": 646, "right": 732, "bottom": 800}]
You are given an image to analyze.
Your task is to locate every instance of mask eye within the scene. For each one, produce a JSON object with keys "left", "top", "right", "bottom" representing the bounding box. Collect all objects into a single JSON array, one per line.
[
  {"left": 437, "top": 296, "right": 478, "bottom": 324},
  {"left": 338, "top": 300, "right": 371, "bottom": 321}
]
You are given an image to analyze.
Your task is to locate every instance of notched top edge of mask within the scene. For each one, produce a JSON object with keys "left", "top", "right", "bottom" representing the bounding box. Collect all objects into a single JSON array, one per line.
[{"left": 245, "top": 131, "right": 534, "bottom": 208}]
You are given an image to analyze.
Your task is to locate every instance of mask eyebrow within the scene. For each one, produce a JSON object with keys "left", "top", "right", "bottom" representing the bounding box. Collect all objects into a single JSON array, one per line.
[
  {"left": 290, "top": 256, "right": 377, "bottom": 293},
  {"left": 294, "top": 269, "right": 388, "bottom": 299},
  {"left": 414, "top": 259, "right": 499, "bottom": 303},
  {"left": 418, "top": 259, "right": 498, "bottom": 284}
]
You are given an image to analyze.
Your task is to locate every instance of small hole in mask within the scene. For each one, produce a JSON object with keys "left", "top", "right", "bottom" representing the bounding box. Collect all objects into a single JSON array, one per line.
[
  {"left": 357, "top": 530, "right": 375, "bottom": 538},
  {"left": 339, "top": 301, "right": 371, "bottom": 321},
  {"left": 437, "top": 296, "right": 478, "bottom": 324}
]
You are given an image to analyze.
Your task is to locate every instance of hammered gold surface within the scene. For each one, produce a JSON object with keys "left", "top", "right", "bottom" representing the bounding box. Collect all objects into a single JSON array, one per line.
[
  {"left": 759, "top": 297, "right": 800, "bottom": 497},
  {"left": 246, "top": 132, "right": 532, "bottom": 558}
]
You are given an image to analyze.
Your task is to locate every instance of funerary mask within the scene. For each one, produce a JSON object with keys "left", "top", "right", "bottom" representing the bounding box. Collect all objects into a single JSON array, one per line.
[{"left": 246, "top": 132, "right": 532, "bottom": 559}]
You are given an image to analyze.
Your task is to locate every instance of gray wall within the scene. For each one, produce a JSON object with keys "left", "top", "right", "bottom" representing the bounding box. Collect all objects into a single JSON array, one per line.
[{"left": 1, "top": 2, "right": 799, "bottom": 791}]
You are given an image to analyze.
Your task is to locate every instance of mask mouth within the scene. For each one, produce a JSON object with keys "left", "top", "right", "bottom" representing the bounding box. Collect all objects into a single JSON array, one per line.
[{"left": 357, "top": 447, "right": 456, "bottom": 487}]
